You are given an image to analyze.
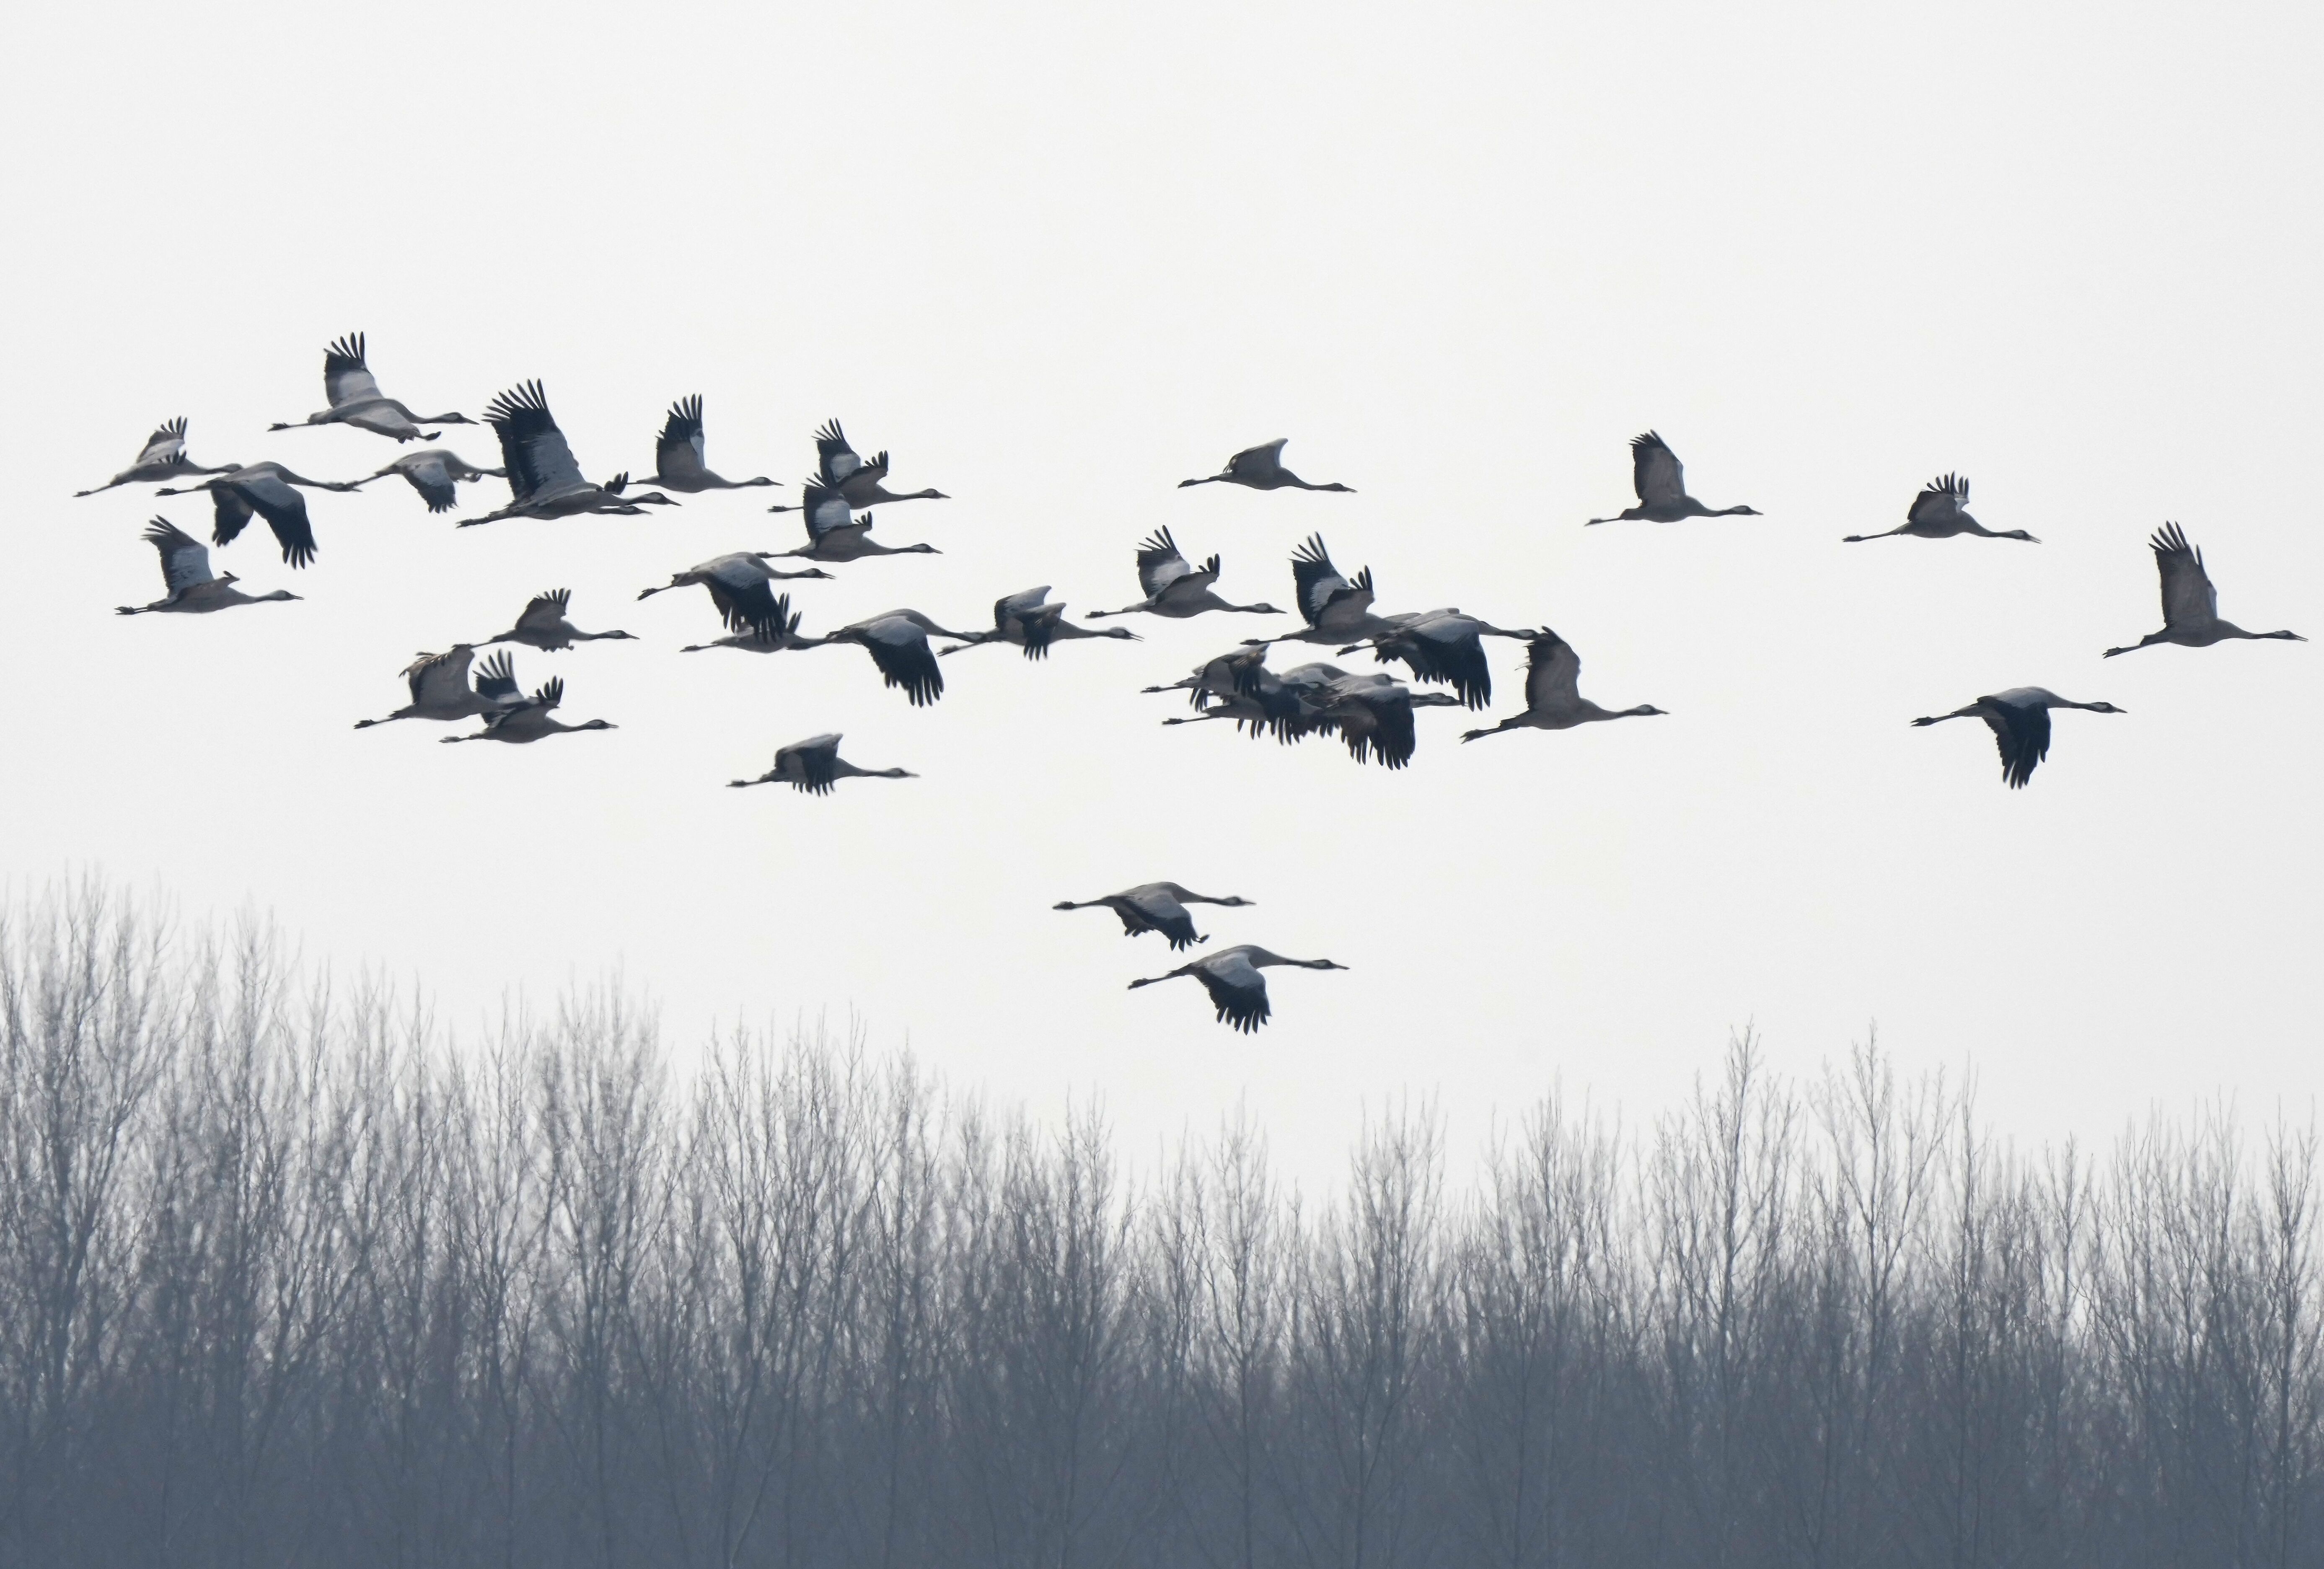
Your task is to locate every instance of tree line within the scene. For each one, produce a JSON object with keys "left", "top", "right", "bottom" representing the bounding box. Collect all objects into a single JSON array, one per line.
[{"left": 2, "top": 885, "right": 2319, "bottom": 1568}]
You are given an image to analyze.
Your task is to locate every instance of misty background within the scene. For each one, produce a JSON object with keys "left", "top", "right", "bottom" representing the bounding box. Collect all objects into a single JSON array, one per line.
[{"left": 3, "top": 3, "right": 2319, "bottom": 1174}]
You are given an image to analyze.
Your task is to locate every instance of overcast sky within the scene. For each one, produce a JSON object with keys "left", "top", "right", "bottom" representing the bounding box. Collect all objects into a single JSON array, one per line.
[{"left": 4, "top": 0, "right": 2318, "bottom": 1179}]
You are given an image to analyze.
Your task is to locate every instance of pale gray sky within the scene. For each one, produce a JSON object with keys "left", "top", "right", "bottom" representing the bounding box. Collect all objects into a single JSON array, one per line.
[{"left": 4, "top": 0, "right": 2319, "bottom": 1178}]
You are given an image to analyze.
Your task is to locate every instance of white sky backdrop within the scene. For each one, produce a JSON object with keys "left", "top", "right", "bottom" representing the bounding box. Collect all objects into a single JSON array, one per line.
[{"left": 3, "top": 0, "right": 2319, "bottom": 1179}]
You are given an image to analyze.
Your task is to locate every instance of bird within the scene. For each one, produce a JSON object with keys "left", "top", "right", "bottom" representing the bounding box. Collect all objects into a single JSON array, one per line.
[
  {"left": 1844, "top": 474, "right": 2037, "bottom": 543},
  {"left": 677, "top": 596, "right": 823, "bottom": 654},
  {"left": 1313, "top": 671, "right": 1465, "bottom": 769},
  {"left": 1461, "top": 632, "right": 1667, "bottom": 741},
  {"left": 1085, "top": 528, "right": 1281, "bottom": 620},
  {"left": 769, "top": 482, "right": 940, "bottom": 562},
  {"left": 1344, "top": 610, "right": 1537, "bottom": 709},
  {"left": 76, "top": 418, "right": 233, "bottom": 495},
  {"left": 2102, "top": 523, "right": 2304, "bottom": 657},
  {"left": 1054, "top": 884, "right": 1254, "bottom": 950},
  {"left": 477, "top": 589, "right": 637, "bottom": 652},
  {"left": 355, "top": 647, "right": 523, "bottom": 729},
  {"left": 1127, "top": 945, "right": 1347, "bottom": 1033},
  {"left": 637, "top": 554, "right": 831, "bottom": 638},
  {"left": 116, "top": 518, "right": 300, "bottom": 616},
  {"left": 1910, "top": 688, "right": 2125, "bottom": 789},
  {"left": 767, "top": 419, "right": 947, "bottom": 509},
  {"left": 155, "top": 461, "right": 358, "bottom": 568},
  {"left": 1150, "top": 646, "right": 1320, "bottom": 742},
  {"left": 440, "top": 676, "right": 615, "bottom": 744},
  {"left": 267, "top": 333, "right": 474, "bottom": 442},
  {"left": 1242, "top": 535, "right": 1407, "bottom": 648},
  {"left": 1587, "top": 432, "right": 1760, "bottom": 524},
  {"left": 1160, "top": 684, "right": 1320, "bottom": 742},
  {"left": 728, "top": 733, "right": 915, "bottom": 794},
  {"left": 943, "top": 587, "right": 1141, "bottom": 660},
  {"left": 632, "top": 396, "right": 778, "bottom": 492},
  {"left": 1179, "top": 440, "right": 1353, "bottom": 493},
  {"left": 1144, "top": 644, "right": 1274, "bottom": 709},
  {"left": 814, "top": 610, "right": 980, "bottom": 707},
  {"left": 352, "top": 449, "right": 506, "bottom": 513},
  {"left": 457, "top": 381, "right": 679, "bottom": 525}
]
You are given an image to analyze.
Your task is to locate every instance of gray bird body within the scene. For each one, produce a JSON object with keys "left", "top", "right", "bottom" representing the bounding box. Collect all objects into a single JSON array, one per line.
[
  {"left": 2103, "top": 523, "right": 2303, "bottom": 657},
  {"left": 1461, "top": 631, "right": 1666, "bottom": 741},
  {"left": 77, "top": 418, "right": 233, "bottom": 495},
  {"left": 1054, "top": 883, "right": 1254, "bottom": 950},
  {"left": 772, "top": 482, "right": 940, "bottom": 562},
  {"left": 357, "top": 448, "right": 505, "bottom": 513},
  {"left": 116, "top": 518, "right": 300, "bottom": 616},
  {"left": 458, "top": 381, "right": 678, "bottom": 525},
  {"left": 1587, "top": 432, "right": 1759, "bottom": 524},
  {"left": 1345, "top": 608, "right": 1535, "bottom": 709},
  {"left": 1179, "top": 439, "right": 1352, "bottom": 492},
  {"left": 1910, "top": 686, "right": 2124, "bottom": 789},
  {"left": 1127, "top": 945, "right": 1347, "bottom": 1032},
  {"left": 479, "top": 589, "right": 636, "bottom": 652},
  {"left": 155, "top": 461, "right": 359, "bottom": 569},
  {"left": 639, "top": 553, "right": 831, "bottom": 639},
  {"left": 946, "top": 587, "right": 1139, "bottom": 659},
  {"left": 440, "top": 676, "right": 615, "bottom": 744},
  {"left": 1845, "top": 474, "right": 2036, "bottom": 543},
  {"left": 1087, "top": 528, "right": 1280, "bottom": 620},
  {"left": 634, "top": 396, "right": 778, "bottom": 492},
  {"left": 728, "top": 733, "right": 915, "bottom": 794},
  {"left": 815, "top": 610, "right": 979, "bottom": 706},
  {"left": 678, "top": 594, "right": 823, "bottom": 654},
  {"left": 1245, "top": 534, "right": 1409, "bottom": 648},
  {"left": 269, "top": 333, "right": 474, "bottom": 443},
  {"left": 355, "top": 647, "right": 523, "bottom": 728},
  {"left": 1314, "top": 672, "right": 1464, "bottom": 769},
  {"left": 767, "top": 419, "right": 947, "bottom": 509}
]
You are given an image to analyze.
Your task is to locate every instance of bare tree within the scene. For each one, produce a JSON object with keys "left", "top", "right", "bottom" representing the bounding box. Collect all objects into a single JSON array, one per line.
[{"left": 5, "top": 886, "right": 2324, "bottom": 1569}]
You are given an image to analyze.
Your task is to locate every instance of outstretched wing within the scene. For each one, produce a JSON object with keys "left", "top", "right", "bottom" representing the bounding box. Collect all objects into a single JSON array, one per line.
[
  {"left": 1523, "top": 631, "right": 1582, "bottom": 713},
  {"left": 399, "top": 451, "right": 459, "bottom": 512},
  {"left": 703, "top": 557, "right": 783, "bottom": 637},
  {"left": 515, "top": 589, "right": 572, "bottom": 632},
  {"left": 1227, "top": 439, "right": 1290, "bottom": 480},
  {"left": 2150, "top": 523, "right": 2217, "bottom": 630},
  {"left": 860, "top": 619, "right": 944, "bottom": 706},
  {"left": 1196, "top": 952, "right": 1271, "bottom": 1032},
  {"left": 484, "top": 381, "right": 587, "bottom": 503},
  {"left": 406, "top": 646, "right": 477, "bottom": 707},
  {"left": 1383, "top": 614, "right": 1493, "bottom": 707},
  {"left": 1021, "top": 603, "right": 1069, "bottom": 659},
  {"left": 799, "top": 481, "right": 858, "bottom": 543},
  {"left": 142, "top": 517, "right": 214, "bottom": 594},
  {"left": 207, "top": 482, "right": 256, "bottom": 547},
  {"left": 232, "top": 472, "right": 318, "bottom": 568},
  {"left": 1630, "top": 431, "right": 1685, "bottom": 508},
  {"left": 1330, "top": 680, "right": 1419, "bottom": 769},
  {"left": 994, "top": 585, "right": 1052, "bottom": 630},
  {"left": 1288, "top": 533, "right": 1350, "bottom": 626},
  {"left": 656, "top": 395, "right": 709, "bottom": 484},
  {"left": 472, "top": 650, "right": 522, "bottom": 709},
  {"left": 776, "top": 734, "right": 844, "bottom": 794},
  {"left": 324, "top": 332, "right": 382, "bottom": 408},
  {"left": 1136, "top": 528, "right": 1194, "bottom": 599},
  {"left": 1907, "top": 472, "right": 1969, "bottom": 530},
  {"left": 136, "top": 418, "right": 190, "bottom": 468},
  {"left": 815, "top": 419, "right": 864, "bottom": 484},
  {"left": 1988, "top": 699, "right": 2052, "bottom": 790}
]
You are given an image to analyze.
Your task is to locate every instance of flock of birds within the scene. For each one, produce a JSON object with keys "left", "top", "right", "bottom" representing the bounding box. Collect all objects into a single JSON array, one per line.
[{"left": 80, "top": 335, "right": 2309, "bottom": 1029}]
